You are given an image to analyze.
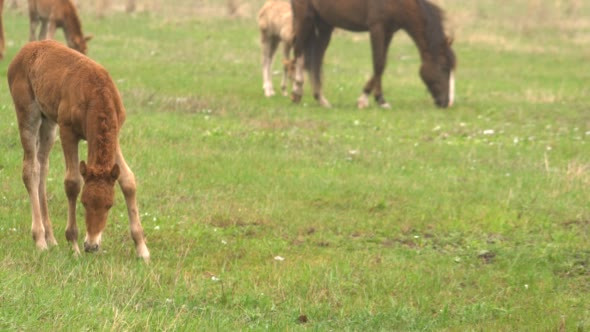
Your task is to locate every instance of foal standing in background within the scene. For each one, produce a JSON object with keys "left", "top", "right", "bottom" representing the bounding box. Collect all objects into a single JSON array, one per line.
[
  {"left": 258, "top": 0, "right": 295, "bottom": 97},
  {"left": 8, "top": 40, "right": 149, "bottom": 261},
  {"left": 28, "top": 0, "right": 92, "bottom": 53}
]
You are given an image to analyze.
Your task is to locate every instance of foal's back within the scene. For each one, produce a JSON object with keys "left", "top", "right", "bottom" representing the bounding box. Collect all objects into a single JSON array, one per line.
[{"left": 8, "top": 40, "right": 123, "bottom": 134}]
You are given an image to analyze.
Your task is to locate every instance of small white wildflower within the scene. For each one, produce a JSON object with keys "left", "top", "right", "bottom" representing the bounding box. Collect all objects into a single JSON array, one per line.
[
  {"left": 348, "top": 150, "right": 359, "bottom": 156},
  {"left": 513, "top": 137, "right": 519, "bottom": 144},
  {"left": 353, "top": 120, "right": 360, "bottom": 126},
  {"left": 211, "top": 276, "right": 220, "bottom": 281},
  {"left": 524, "top": 284, "right": 529, "bottom": 290},
  {"left": 414, "top": 235, "right": 420, "bottom": 239},
  {"left": 483, "top": 129, "right": 495, "bottom": 135},
  {"left": 154, "top": 226, "right": 160, "bottom": 230},
  {"left": 221, "top": 240, "right": 227, "bottom": 245},
  {"left": 165, "top": 298, "right": 173, "bottom": 304},
  {"left": 585, "top": 131, "right": 590, "bottom": 136},
  {"left": 433, "top": 125, "right": 441, "bottom": 131},
  {"left": 546, "top": 146, "right": 552, "bottom": 151},
  {"left": 274, "top": 256, "right": 285, "bottom": 261},
  {"left": 459, "top": 122, "right": 467, "bottom": 127},
  {"left": 10, "top": 228, "right": 17, "bottom": 232}
]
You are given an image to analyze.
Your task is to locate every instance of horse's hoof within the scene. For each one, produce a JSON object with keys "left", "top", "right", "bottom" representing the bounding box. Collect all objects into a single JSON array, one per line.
[
  {"left": 291, "top": 93, "right": 302, "bottom": 103},
  {"left": 319, "top": 98, "right": 332, "bottom": 108},
  {"left": 379, "top": 102, "right": 391, "bottom": 109},
  {"left": 264, "top": 90, "right": 275, "bottom": 97},
  {"left": 357, "top": 94, "right": 370, "bottom": 109},
  {"left": 35, "top": 241, "right": 49, "bottom": 251}
]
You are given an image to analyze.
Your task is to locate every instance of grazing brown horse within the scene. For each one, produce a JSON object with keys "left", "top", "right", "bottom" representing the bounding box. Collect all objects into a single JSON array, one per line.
[
  {"left": 258, "top": 0, "right": 295, "bottom": 97},
  {"left": 0, "top": 0, "right": 5, "bottom": 60},
  {"left": 28, "top": 0, "right": 92, "bottom": 54},
  {"left": 8, "top": 40, "right": 150, "bottom": 260},
  {"left": 291, "top": 0, "right": 456, "bottom": 108}
]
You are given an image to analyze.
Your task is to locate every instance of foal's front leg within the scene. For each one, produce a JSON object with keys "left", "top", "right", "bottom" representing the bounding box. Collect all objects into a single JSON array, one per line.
[
  {"left": 60, "top": 128, "right": 82, "bottom": 255},
  {"left": 116, "top": 147, "right": 150, "bottom": 261}
]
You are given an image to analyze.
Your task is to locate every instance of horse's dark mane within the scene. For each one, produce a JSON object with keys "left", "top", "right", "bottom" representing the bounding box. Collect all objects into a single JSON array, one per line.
[
  {"left": 417, "top": 0, "right": 456, "bottom": 69},
  {"left": 62, "top": 0, "right": 83, "bottom": 35}
]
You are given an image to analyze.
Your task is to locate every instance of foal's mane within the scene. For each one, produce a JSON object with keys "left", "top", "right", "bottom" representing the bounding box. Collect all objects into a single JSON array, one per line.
[
  {"left": 417, "top": 0, "right": 456, "bottom": 69},
  {"left": 87, "top": 78, "right": 120, "bottom": 174}
]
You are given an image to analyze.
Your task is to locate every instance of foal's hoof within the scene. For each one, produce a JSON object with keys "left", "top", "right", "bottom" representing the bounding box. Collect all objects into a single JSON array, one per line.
[
  {"left": 379, "top": 102, "right": 391, "bottom": 109},
  {"left": 84, "top": 242, "right": 100, "bottom": 253}
]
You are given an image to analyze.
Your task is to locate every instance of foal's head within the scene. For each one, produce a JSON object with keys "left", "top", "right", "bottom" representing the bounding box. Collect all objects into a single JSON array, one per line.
[
  {"left": 420, "top": 37, "right": 456, "bottom": 108},
  {"left": 79, "top": 161, "right": 119, "bottom": 253}
]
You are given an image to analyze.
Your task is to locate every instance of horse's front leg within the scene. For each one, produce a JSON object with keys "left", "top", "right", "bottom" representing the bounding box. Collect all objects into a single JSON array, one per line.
[
  {"left": 45, "top": 20, "right": 57, "bottom": 40},
  {"left": 116, "top": 147, "right": 150, "bottom": 262},
  {"left": 28, "top": 13, "right": 40, "bottom": 41},
  {"left": 60, "top": 127, "right": 82, "bottom": 255},
  {"left": 358, "top": 26, "right": 394, "bottom": 109},
  {"left": 280, "top": 43, "right": 292, "bottom": 97}
]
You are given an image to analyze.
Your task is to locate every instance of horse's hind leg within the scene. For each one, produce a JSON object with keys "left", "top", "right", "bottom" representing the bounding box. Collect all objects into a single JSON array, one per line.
[
  {"left": 358, "top": 26, "right": 394, "bottom": 109},
  {"left": 116, "top": 147, "right": 150, "bottom": 261},
  {"left": 308, "top": 22, "right": 333, "bottom": 107},
  {"left": 37, "top": 119, "right": 58, "bottom": 246},
  {"left": 16, "top": 104, "right": 46, "bottom": 249},
  {"left": 261, "top": 33, "right": 280, "bottom": 97}
]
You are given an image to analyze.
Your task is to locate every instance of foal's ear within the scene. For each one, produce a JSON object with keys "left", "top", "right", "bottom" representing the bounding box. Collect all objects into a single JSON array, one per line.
[
  {"left": 80, "top": 161, "right": 88, "bottom": 178},
  {"left": 84, "top": 34, "right": 94, "bottom": 42},
  {"left": 110, "top": 164, "right": 120, "bottom": 182}
]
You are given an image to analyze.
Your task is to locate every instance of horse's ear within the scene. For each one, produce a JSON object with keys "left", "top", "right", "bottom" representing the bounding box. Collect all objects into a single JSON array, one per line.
[
  {"left": 85, "top": 35, "right": 93, "bottom": 42},
  {"left": 110, "top": 164, "right": 120, "bottom": 182},
  {"left": 80, "top": 161, "right": 87, "bottom": 178}
]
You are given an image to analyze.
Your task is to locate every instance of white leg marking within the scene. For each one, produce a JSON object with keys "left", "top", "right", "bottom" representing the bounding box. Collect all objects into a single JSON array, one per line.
[
  {"left": 357, "top": 93, "right": 370, "bottom": 109},
  {"left": 448, "top": 71, "right": 455, "bottom": 107}
]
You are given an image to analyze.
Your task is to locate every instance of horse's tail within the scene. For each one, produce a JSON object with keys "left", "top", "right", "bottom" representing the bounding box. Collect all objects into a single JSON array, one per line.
[{"left": 303, "top": 27, "right": 321, "bottom": 74}]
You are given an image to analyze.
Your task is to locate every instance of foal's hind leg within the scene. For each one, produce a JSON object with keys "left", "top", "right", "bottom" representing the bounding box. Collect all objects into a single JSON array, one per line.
[
  {"left": 358, "top": 26, "right": 394, "bottom": 109},
  {"left": 261, "top": 34, "right": 280, "bottom": 97},
  {"left": 116, "top": 147, "right": 150, "bottom": 261},
  {"left": 37, "top": 119, "right": 58, "bottom": 246},
  {"left": 16, "top": 105, "right": 47, "bottom": 249}
]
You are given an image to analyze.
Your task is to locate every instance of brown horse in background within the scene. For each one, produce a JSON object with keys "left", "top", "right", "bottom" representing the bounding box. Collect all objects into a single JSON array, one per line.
[
  {"left": 0, "top": 0, "right": 5, "bottom": 60},
  {"left": 291, "top": 0, "right": 456, "bottom": 108},
  {"left": 28, "top": 0, "right": 92, "bottom": 54},
  {"left": 258, "top": 0, "right": 295, "bottom": 97},
  {"left": 8, "top": 40, "right": 149, "bottom": 260}
]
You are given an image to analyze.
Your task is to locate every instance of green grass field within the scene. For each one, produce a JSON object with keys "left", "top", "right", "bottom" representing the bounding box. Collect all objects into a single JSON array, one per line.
[{"left": 0, "top": 1, "right": 589, "bottom": 330}]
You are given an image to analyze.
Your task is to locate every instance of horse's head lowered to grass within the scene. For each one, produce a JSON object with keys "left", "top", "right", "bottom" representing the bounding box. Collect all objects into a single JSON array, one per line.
[{"left": 420, "top": 37, "right": 456, "bottom": 108}]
